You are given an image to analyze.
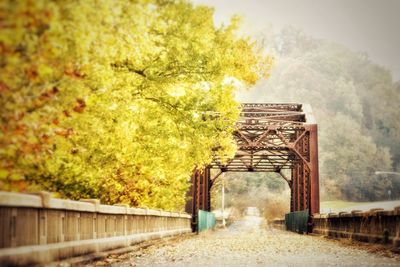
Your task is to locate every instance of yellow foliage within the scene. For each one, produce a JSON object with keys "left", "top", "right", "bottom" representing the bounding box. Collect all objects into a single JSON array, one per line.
[{"left": 0, "top": 0, "right": 272, "bottom": 210}]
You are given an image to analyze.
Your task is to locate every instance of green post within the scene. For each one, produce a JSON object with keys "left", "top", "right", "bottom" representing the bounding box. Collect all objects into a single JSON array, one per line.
[
  {"left": 285, "top": 210, "right": 309, "bottom": 234},
  {"left": 198, "top": 210, "right": 216, "bottom": 232}
]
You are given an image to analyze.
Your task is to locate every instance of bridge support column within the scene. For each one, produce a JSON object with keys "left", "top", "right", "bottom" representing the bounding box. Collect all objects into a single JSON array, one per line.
[
  {"left": 185, "top": 167, "right": 211, "bottom": 232},
  {"left": 290, "top": 124, "right": 319, "bottom": 215},
  {"left": 308, "top": 124, "right": 320, "bottom": 215}
]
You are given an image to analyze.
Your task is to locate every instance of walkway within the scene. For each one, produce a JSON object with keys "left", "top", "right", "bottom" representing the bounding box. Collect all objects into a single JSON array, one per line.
[{"left": 94, "top": 216, "right": 400, "bottom": 267}]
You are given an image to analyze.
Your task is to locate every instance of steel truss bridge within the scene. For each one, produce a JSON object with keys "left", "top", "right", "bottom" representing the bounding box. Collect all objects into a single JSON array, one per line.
[{"left": 185, "top": 103, "right": 320, "bottom": 231}]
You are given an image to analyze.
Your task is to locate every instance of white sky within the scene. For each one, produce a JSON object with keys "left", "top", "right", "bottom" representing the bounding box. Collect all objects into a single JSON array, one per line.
[{"left": 192, "top": 0, "right": 400, "bottom": 81}]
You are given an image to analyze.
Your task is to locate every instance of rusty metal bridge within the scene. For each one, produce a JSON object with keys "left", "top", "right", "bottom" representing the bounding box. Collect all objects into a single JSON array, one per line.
[{"left": 185, "top": 103, "right": 320, "bottom": 231}]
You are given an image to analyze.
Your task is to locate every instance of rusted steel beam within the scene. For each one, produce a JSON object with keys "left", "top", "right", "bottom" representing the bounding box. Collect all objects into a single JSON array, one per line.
[
  {"left": 241, "top": 103, "right": 302, "bottom": 111},
  {"left": 307, "top": 124, "right": 320, "bottom": 214}
]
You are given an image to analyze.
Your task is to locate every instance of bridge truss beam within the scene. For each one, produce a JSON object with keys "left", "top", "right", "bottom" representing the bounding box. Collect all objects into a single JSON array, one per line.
[{"left": 186, "top": 103, "right": 319, "bottom": 231}]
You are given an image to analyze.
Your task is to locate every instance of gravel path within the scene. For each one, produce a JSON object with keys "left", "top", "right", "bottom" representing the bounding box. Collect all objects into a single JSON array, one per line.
[{"left": 97, "top": 216, "right": 399, "bottom": 267}]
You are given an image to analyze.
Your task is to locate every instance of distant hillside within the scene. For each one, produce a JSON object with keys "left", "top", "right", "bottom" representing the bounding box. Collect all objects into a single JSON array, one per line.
[{"left": 237, "top": 26, "right": 400, "bottom": 201}]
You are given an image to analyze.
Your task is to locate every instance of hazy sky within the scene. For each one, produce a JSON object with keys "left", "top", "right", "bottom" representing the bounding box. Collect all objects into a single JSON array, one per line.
[{"left": 193, "top": 0, "right": 400, "bottom": 80}]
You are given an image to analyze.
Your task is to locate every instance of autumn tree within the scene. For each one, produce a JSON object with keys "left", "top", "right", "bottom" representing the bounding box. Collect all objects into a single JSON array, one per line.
[{"left": 0, "top": 0, "right": 272, "bottom": 210}]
